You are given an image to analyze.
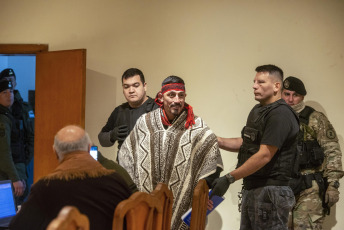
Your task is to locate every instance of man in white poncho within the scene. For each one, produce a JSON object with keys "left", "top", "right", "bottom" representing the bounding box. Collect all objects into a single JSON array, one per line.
[{"left": 118, "top": 75, "right": 223, "bottom": 230}]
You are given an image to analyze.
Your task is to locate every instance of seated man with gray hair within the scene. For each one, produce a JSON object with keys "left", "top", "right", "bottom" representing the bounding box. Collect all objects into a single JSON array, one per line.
[{"left": 10, "top": 125, "right": 131, "bottom": 230}]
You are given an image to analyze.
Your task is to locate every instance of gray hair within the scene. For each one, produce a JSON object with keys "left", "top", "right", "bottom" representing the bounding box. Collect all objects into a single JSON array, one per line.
[{"left": 54, "top": 132, "right": 91, "bottom": 160}]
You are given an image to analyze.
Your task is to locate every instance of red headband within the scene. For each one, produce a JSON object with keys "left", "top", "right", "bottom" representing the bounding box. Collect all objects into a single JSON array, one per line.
[
  {"left": 160, "top": 83, "right": 185, "bottom": 94},
  {"left": 154, "top": 83, "right": 185, "bottom": 107},
  {"left": 154, "top": 83, "right": 195, "bottom": 129}
]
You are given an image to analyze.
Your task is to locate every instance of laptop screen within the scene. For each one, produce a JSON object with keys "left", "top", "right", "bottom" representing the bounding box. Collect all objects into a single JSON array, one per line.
[{"left": 0, "top": 180, "right": 17, "bottom": 227}]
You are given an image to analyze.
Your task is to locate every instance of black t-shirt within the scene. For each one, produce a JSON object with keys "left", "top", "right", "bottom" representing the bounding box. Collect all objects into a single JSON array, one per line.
[{"left": 261, "top": 103, "right": 299, "bottom": 150}]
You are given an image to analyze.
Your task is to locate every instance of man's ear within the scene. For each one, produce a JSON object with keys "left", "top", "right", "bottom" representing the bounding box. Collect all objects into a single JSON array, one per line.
[
  {"left": 274, "top": 82, "right": 281, "bottom": 94},
  {"left": 157, "top": 92, "right": 163, "bottom": 102}
]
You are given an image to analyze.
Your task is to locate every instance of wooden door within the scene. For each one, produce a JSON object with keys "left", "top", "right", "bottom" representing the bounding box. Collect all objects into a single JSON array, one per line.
[
  {"left": 34, "top": 49, "right": 86, "bottom": 181},
  {"left": 0, "top": 45, "right": 86, "bottom": 182}
]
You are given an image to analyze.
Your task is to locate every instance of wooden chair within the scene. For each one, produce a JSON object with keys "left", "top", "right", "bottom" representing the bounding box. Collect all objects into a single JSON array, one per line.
[
  {"left": 113, "top": 191, "right": 163, "bottom": 230},
  {"left": 150, "top": 183, "right": 173, "bottom": 230},
  {"left": 190, "top": 179, "right": 209, "bottom": 230},
  {"left": 46, "top": 206, "right": 89, "bottom": 230}
]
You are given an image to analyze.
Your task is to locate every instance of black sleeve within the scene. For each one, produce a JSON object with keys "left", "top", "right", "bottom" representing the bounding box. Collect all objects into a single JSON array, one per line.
[
  {"left": 98, "top": 107, "right": 120, "bottom": 147},
  {"left": 100, "top": 107, "right": 120, "bottom": 133}
]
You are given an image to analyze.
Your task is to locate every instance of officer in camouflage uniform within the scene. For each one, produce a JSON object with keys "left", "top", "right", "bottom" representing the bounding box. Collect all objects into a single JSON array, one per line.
[
  {"left": 0, "top": 68, "right": 35, "bottom": 205},
  {"left": 282, "top": 76, "right": 344, "bottom": 229},
  {"left": 0, "top": 80, "right": 26, "bottom": 198}
]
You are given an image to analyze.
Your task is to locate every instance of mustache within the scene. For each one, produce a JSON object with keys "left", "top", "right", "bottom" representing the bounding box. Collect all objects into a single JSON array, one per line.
[{"left": 169, "top": 103, "right": 182, "bottom": 108}]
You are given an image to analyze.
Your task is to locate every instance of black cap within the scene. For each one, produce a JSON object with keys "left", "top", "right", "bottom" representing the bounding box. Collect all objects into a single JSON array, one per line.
[
  {"left": 0, "top": 80, "right": 13, "bottom": 92},
  {"left": 283, "top": 76, "right": 307, "bottom": 96},
  {"left": 0, "top": 68, "right": 16, "bottom": 80}
]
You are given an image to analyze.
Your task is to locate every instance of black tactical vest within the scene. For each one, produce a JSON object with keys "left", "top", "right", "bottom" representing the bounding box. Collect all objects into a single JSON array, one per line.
[
  {"left": 297, "top": 106, "right": 324, "bottom": 169},
  {"left": 0, "top": 104, "right": 25, "bottom": 164},
  {"left": 10, "top": 99, "right": 26, "bottom": 164},
  {"left": 237, "top": 99, "right": 299, "bottom": 190}
]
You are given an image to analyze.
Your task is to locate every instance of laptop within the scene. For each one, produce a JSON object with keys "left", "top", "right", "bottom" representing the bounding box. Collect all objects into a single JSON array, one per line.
[{"left": 0, "top": 180, "right": 17, "bottom": 228}]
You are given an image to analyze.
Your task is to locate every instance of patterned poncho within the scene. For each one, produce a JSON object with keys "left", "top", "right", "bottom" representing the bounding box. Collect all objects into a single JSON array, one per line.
[{"left": 118, "top": 108, "right": 223, "bottom": 230}]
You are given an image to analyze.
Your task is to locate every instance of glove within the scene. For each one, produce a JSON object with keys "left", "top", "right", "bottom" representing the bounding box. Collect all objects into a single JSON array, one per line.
[
  {"left": 325, "top": 185, "right": 340, "bottom": 207},
  {"left": 210, "top": 175, "right": 231, "bottom": 198},
  {"left": 110, "top": 125, "right": 128, "bottom": 142}
]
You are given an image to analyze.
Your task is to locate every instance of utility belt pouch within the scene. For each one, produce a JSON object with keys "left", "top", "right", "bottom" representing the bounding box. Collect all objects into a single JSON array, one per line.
[
  {"left": 298, "top": 143, "right": 309, "bottom": 166},
  {"left": 299, "top": 141, "right": 325, "bottom": 168},
  {"left": 242, "top": 126, "right": 259, "bottom": 144},
  {"left": 289, "top": 176, "right": 305, "bottom": 195},
  {"left": 306, "top": 141, "right": 324, "bottom": 167},
  {"left": 311, "top": 147, "right": 325, "bottom": 167}
]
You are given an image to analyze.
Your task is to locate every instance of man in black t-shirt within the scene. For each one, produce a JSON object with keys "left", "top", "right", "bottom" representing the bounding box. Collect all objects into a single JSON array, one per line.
[
  {"left": 98, "top": 68, "right": 158, "bottom": 161},
  {"left": 211, "top": 65, "right": 299, "bottom": 229}
]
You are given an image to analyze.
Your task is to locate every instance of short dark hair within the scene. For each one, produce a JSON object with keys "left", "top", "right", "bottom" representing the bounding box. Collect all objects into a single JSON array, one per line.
[
  {"left": 255, "top": 64, "right": 284, "bottom": 82},
  {"left": 121, "top": 68, "right": 145, "bottom": 84},
  {"left": 161, "top": 75, "right": 185, "bottom": 86}
]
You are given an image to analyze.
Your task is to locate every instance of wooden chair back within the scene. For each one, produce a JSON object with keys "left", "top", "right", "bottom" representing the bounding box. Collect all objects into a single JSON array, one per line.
[
  {"left": 150, "top": 183, "right": 173, "bottom": 230},
  {"left": 113, "top": 191, "right": 163, "bottom": 230},
  {"left": 46, "top": 206, "right": 89, "bottom": 230},
  {"left": 190, "top": 179, "right": 209, "bottom": 230}
]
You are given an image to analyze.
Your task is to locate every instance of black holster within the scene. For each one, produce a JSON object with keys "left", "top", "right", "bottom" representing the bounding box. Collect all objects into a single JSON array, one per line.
[
  {"left": 289, "top": 172, "right": 330, "bottom": 215},
  {"left": 290, "top": 173, "right": 324, "bottom": 195}
]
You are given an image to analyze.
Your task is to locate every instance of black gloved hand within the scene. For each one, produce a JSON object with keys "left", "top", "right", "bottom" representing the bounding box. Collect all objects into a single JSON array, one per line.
[
  {"left": 110, "top": 125, "right": 128, "bottom": 142},
  {"left": 210, "top": 175, "right": 231, "bottom": 198}
]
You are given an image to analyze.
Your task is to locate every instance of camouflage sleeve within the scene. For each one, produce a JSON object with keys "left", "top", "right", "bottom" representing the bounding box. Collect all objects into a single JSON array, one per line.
[{"left": 309, "top": 111, "right": 344, "bottom": 182}]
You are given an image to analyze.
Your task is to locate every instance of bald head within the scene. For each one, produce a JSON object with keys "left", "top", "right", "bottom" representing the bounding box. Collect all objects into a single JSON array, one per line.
[
  {"left": 53, "top": 125, "right": 91, "bottom": 161},
  {"left": 56, "top": 125, "right": 85, "bottom": 142}
]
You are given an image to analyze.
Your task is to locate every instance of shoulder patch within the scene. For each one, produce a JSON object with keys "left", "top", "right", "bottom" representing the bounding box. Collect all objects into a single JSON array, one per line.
[
  {"left": 326, "top": 129, "right": 337, "bottom": 139},
  {"left": 28, "top": 110, "right": 35, "bottom": 118}
]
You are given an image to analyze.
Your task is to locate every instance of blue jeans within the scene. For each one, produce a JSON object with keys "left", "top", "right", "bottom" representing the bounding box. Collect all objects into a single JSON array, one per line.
[{"left": 240, "top": 186, "right": 295, "bottom": 230}]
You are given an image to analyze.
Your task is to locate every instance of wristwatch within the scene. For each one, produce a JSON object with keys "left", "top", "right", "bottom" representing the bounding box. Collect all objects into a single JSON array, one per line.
[
  {"left": 225, "top": 173, "right": 236, "bottom": 184},
  {"left": 332, "top": 181, "right": 340, "bottom": 189}
]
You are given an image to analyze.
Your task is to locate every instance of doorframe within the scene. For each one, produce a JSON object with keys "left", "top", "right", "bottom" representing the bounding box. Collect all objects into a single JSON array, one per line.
[
  {"left": 0, "top": 44, "right": 48, "bottom": 184},
  {"left": 0, "top": 44, "right": 48, "bottom": 54}
]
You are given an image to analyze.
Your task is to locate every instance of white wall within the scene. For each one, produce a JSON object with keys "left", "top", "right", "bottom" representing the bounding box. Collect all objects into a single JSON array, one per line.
[{"left": 1, "top": 1, "right": 343, "bottom": 229}]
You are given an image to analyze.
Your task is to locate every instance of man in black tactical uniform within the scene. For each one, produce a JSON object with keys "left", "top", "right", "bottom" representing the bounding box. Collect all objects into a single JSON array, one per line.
[
  {"left": 0, "top": 68, "right": 35, "bottom": 205},
  {"left": 98, "top": 68, "right": 158, "bottom": 162},
  {"left": 211, "top": 65, "right": 299, "bottom": 229}
]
